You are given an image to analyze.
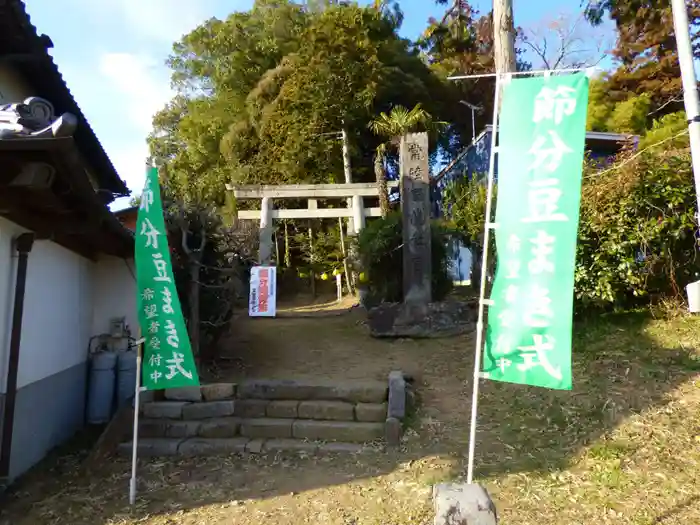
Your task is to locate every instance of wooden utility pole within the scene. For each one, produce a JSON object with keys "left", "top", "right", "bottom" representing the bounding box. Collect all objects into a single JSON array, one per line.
[{"left": 493, "top": 0, "right": 516, "bottom": 73}]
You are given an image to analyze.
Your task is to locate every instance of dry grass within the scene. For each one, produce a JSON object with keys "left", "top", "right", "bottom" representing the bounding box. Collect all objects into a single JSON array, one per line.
[{"left": 1, "top": 307, "right": 700, "bottom": 524}]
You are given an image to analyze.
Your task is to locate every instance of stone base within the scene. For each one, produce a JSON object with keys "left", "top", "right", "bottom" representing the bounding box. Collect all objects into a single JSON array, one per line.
[
  {"left": 433, "top": 483, "right": 497, "bottom": 525},
  {"left": 367, "top": 300, "right": 477, "bottom": 338}
]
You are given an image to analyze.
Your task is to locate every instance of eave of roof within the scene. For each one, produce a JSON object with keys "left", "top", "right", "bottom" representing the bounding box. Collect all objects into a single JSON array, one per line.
[{"left": 0, "top": 0, "right": 130, "bottom": 197}]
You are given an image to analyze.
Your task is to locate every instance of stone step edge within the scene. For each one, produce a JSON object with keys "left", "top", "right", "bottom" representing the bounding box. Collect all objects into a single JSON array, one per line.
[
  {"left": 118, "top": 437, "right": 380, "bottom": 457},
  {"left": 163, "top": 379, "right": 389, "bottom": 404},
  {"left": 142, "top": 400, "right": 388, "bottom": 423}
]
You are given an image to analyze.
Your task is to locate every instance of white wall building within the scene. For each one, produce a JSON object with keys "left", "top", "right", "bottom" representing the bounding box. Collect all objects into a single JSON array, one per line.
[{"left": 0, "top": 0, "right": 136, "bottom": 482}]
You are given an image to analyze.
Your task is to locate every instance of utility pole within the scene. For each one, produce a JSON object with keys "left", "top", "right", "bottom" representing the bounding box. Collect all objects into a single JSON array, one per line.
[
  {"left": 671, "top": 0, "right": 700, "bottom": 215},
  {"left": 493, "top": 0, "right": 516, "bottom": 73}
]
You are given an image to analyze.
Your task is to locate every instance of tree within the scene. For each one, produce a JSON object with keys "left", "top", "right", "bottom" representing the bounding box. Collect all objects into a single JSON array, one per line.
[
  {"left": 493, "top": 0, "right": 516, "bottom": 72},
  {"left": 149, "top": 0, "right": 458, "bottom": 205},
  {"left": 417, "top": 1, "right": 530, "bottom": 162},
  {"left": 585, "top": 0, "right": 700, "bottom": 107},
  {"left": 368, "top": 104, "right": 435, "bottom": 215},
  {"left": 522, "top": 11, "right": 611, "bottom": 69}
]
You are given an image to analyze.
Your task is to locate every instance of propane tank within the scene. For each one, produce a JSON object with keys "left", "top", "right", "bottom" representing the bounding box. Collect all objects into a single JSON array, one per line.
[
  {"left": 87, "top": 351, "right": 117, "bottom": 424},
  {"left": 116, "top": 351, "right": 138, "bottom": 409}
]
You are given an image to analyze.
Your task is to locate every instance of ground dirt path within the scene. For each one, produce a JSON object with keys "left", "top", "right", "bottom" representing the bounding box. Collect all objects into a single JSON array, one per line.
[{"left": 2, "top": 307, "right": 700, "bottom": 524}]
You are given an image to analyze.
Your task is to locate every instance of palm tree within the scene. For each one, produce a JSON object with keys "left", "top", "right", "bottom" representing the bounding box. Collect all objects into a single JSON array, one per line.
[{"left": 368, "top": 104, "right": 434, "bottom": 216}]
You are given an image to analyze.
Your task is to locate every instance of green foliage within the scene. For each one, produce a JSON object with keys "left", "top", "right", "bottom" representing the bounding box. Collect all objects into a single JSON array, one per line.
[
  {"left": 575, "top": 147, "right": 699, "bottom": 309},
  {"left": 638, "top": 112, "right": 689, "bottom": 151},
  {"left": 605, "top": 93, "right": 652, "bottom": 135},
  {"left": 355, "top": 212, "right": 452, "bottom": 304},
  {"left": 150, "top": 0, "right": 468, "bottom": 204},
  {"left": 442, "top": 176, "right": 495, "bottom": 246},
  {"left": 293, "top": 226, "right": 345, "bottom": 277},
  {"left": 163, "top": 200, "right": 256, "bottom": 359},
  {"left": 586, "top": 76, "right": 615, "bottom": 132},
  {"left": 586, "top": 80, "right": 653, "bottom": 135}
]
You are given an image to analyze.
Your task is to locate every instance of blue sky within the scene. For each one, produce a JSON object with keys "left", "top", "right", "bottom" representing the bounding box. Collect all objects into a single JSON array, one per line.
[{"left": 23, "top": 0, "right": 614, "bottom": 208}]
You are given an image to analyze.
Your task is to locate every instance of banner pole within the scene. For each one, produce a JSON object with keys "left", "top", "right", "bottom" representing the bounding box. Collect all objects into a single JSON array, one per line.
[
  {"left": 467, "top": 72, "right": 504, "bottom": 485},
  {"left": 129, "top": 336, "right": 144, "bottom": 505}
]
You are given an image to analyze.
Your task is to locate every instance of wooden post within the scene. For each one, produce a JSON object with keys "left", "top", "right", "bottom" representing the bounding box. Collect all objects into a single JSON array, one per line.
[
  {"left": 338, "top": 217, "right": 353, "bottom": 295},
  {"left": 259, "top": 196, "right": 273, "bottom": 265},
  {"left": 352, "top": 195, "right": 365, "bottom": 232},
  {"left": 308, "top": 199, "right": 317, "bottom": 298}
]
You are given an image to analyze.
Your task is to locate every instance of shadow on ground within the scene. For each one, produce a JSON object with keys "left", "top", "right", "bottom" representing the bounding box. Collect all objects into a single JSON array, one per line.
[{"left": 1, "top": 309, "right": 698, "bottom": 524}]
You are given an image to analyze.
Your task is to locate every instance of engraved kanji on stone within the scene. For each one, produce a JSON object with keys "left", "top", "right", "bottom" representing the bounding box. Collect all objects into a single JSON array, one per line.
[{"left": 408, "top": 142, "right": 424, "bottom": 161}]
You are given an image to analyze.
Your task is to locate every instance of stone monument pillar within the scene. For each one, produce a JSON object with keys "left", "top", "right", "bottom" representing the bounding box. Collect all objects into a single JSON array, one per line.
[{"left": 400, "top": 132, "right": 432, "bottom": 310}]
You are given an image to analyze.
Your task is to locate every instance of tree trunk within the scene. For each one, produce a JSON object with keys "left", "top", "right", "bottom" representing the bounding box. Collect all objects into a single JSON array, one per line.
[
  {"left": 493, "top": 0, "right": 516, "bottom": 73},
  {"left": 375, "top": 154, "right": 390, "bottom": 217},
  {"left": 189, "top": 261, "right": 201, "bottom": 358}
]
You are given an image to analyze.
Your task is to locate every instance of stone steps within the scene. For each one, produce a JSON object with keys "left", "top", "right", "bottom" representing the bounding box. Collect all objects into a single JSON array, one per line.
[
  {"left": 121, "top": 376, "right": 410, "bottom": 458},
  {"left": 140, "top": 417, "right": 384, "bottom": 442},
  {"left": 118, "top": 436, "right": 373, "bottom": 458}
]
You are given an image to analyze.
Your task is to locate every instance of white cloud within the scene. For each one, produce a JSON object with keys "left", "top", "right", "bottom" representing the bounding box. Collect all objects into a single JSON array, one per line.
[
  {"left": 111, "top": 143, "right": 150, "bottom": 192},
  {"left": 117, "top": 0, "right": 219, "bottom": 44},
  {"left": 98, "top": 52, "right": 173, "bottom": 133}
]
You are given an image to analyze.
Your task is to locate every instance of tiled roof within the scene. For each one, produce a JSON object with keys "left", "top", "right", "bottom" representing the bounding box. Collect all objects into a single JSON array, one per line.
[{"left": 0, "top": 0, "right": 130, "bottom": 196}]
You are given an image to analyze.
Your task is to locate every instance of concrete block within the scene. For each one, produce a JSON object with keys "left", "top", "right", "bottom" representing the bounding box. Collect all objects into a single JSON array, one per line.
[
  {"left": 388, "top": 370, "right": 406, "bottom": 419},
  {"left": 198, "top": 417, "right": 241, "bottom": 438},
  {"left": 140, "top": 419, "right": 201, "bottom": 438},
  {"left": 118, "top": 438, "right": 182, "bottom": 457},
  {"left": 245, "top": 439, "right": 265, "bottom": 454},
  {"left": 298, "top": 400, "right": 354, "bottom": 421},
  {"left": 201, "top": 383, "right": 236, "bottom": 401},
  {"left": 164, "top": 386, "right": 202, "bottom": 402},
  {"left": 233, "top": 399, "right": 269, "bottom": 418},
  {"left": 238, "top": 379, "right": 387, "bottom": 403},
  {"left": 182, "top": 400, "right": 235, "bottom": 420},
  {"left": 318, "top": 442, "right": 366, "bottom": 454},
  {"left": 143, "top": 401, "right": 189, "bottom": 419},
  {"left": 355, "top": 403, "right": 388, "bottom": 422},
  {"left": 238, "top": 379, "right": 317, "bottom": 400},
  {"left": 330, "top": 382, "right": 388, "bottom": 403},
  {"left": 263, "top": 439, "right": 319, "bottom": 454},
  {"left": 178, "top": 438, "right": 249, "bottom": 457},
  {"left": 433, "top": 483, "right": 497, "bottom": 525},
  {"left": 266, "top": 400, "right": 299, "bottom": 419},
  {"left": 292, "top": 420, "right": 384, "bottom": 443},
  {"left": 241, "top": 418, "right": 293, "bottom": 439},
  {"left": 385, "top": 416, "right": 401, "bottom": 447}
]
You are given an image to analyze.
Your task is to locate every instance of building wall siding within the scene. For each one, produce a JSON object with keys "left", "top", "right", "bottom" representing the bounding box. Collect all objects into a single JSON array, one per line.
[
  {"left": 5, "top": 361, "right": 87, "bottom": 480},
  {"left": 0, "top": 217, "right": 136, "bottom": 480}
]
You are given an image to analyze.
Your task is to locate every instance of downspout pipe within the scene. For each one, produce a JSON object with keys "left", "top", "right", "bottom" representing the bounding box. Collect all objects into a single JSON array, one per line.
[{"left": 0, "top": 233, "right": 35, "bottom": 484}]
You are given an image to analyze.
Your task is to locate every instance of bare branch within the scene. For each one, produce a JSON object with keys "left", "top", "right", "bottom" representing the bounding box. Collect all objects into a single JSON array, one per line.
[{"left": 522, "top": 10, "right": 612, "bottom": 70}]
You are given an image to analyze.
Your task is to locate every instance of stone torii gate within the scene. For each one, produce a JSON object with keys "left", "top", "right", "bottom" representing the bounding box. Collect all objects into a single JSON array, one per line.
[{"left": 225, "top": 181, "right": 399, "bottom": 264}]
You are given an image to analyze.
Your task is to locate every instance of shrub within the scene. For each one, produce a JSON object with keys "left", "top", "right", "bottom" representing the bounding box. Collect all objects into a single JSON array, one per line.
[
  {"left": 164, "top": 200, "right": 256, "bottom": 360},
  {"left": 355, "top": 211, "right": 452, "bottom": 304},
  {"left": 575, "top": 147, "right": 699, "bottom": 309}
]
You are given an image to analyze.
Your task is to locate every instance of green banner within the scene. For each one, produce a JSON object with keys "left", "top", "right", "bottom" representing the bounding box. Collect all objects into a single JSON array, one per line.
[
  {"left": 483, "top": 73, "right": 589, "bottom": 390},
  {"left": 136, "top": 167, "right": 199, "bottom": 390}
]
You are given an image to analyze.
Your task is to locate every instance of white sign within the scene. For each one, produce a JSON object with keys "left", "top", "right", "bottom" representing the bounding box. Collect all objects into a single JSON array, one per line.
[{"left": 249, "top": 266, "right": 277, "bottom": 317}]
